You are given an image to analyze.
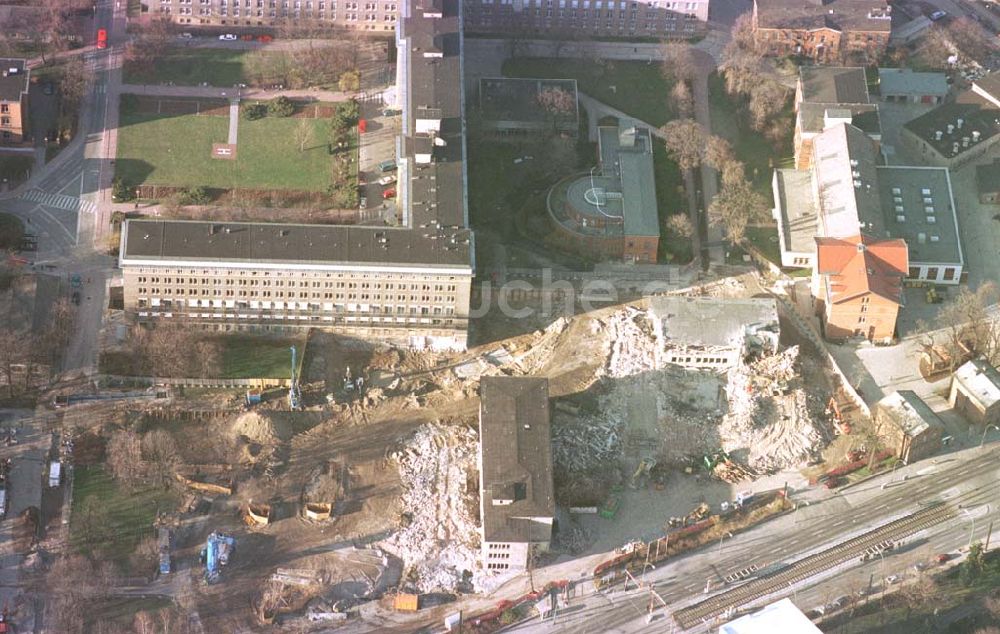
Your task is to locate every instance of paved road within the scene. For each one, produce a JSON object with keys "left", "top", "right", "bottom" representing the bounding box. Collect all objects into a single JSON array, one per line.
[
  {"left": 118, "top": 82, "right": 362, "bottom": 102},
  {"left": 504, "top": 443, "right": 1000, "bottom": 632}
]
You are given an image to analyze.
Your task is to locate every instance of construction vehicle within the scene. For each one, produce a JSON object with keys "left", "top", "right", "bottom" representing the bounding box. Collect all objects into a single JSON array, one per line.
[
  {"left": 629, "top": 458, "right": 656, "bottom": 489},
  {"left": 599, "top": 495, "right": 621, "bottom": 519},
  {"left": 158, "top": 527, "right": 171, "bottom": 575},
  {"left": 48, "top": 461, "right": 61, "bottom": 488},
  {"left": 245, "top": 388, "right": 262, "bottom": 408},
  {"left": 918, "top": 340, "right": 973, "bottom": 380},
  {"left": 288, "top": 346, "right": 302, "bottom": 410},
  {"left": 201, "top": 532, "right": 235, "bottom": 584}
]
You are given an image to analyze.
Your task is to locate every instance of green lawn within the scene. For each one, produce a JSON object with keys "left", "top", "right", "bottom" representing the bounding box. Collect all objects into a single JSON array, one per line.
[
  {"left": 653, "top": 140, "right": 692, "bottom": 264},
  {"left": 219, "top": 335, "right": 304, "bottom": 379},
  {"left": 707, "top": 73, "right": 794, "bottom": 195},
  {"left": 115, "top": 108, "right": 334, "bottom": 192},
  {"left": 70, "top": 465, "right": 174, "bottom": 563},
  {"left": 0, "top": 155, "right": 32, "bottom": 187},
  {"left": 503, "top": 57, "right": 677, "bottom": 127},
  {"left": 124, "top": 48, "right": 252, "bottom": 86},
  {"left": 745, "top": 226, "right": 781, "bottom": 265}
]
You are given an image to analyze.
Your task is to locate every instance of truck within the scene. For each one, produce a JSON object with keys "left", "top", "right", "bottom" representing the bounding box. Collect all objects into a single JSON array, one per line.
[
  {"left": 49, "top": 461, "right": 61, "bottom": 488},
  {"left": 0, "top": 486, "right": 7, "bottom": 517},
  {"left": 158, "top": 527, "right": 172, "bottom": 575}
]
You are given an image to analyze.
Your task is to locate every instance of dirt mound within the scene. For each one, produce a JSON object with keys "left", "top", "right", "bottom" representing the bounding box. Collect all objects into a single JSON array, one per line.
[{"left": 229, "top": 411, "right": 292, "bottom": 445}]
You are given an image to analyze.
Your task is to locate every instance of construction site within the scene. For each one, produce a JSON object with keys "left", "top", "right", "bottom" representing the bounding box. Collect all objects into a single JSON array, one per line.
[{"left": 21, "top": 272, "right": 860, "bottom": 630}]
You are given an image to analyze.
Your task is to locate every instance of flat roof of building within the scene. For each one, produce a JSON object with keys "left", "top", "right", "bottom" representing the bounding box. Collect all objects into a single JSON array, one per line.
[
  {"left": 874, "top": 166, "right": 962, "bottom": 266},
  {"left": 650, "top": 296, "right": 779, "bottom": 348},
  {"left": 719, "top": 598, "right": 823, "bottom": 634},
  {"left": 800, "top": 67, "right": 871, "bottom": 104},
  {"left": 0, "top": 58, "right": 28, "bottom": 102},
  {"left": 813, "top": 123, "right": 884, "bottom": 238},
  {"left": 774, "top": 168, "right": 818, "bottom": 255},
  {"left": 954, "top": 359, "right": 1000, "bottom": 409},
  {"left": 877, "top": 390, "right": 945, "bottom": 437},
  {"left": 479, "top": 377, "right": 555, "bottom": 544},
  {"left": 120, "top": 219, "right": 473, "bottom": 270},
  {"left": 877, "top": 68, "right": 948, "bottom": 97},
  {"left": 755, "top": 0, "right": 892, "bottom": 33},
  {"left": 597, "top": 123, "right": 660, "bottom": 237},
  {"left": 902, "top": 99, "right": 1000, "bottom": 159},
  {"left": 798, "top": 102, "right": 881, "bottom": 135}
]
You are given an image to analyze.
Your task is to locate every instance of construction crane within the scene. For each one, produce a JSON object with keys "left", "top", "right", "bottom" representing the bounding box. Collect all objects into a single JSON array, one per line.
[{"left": 288, "top": 345, "right": 302, "bottom": 410}]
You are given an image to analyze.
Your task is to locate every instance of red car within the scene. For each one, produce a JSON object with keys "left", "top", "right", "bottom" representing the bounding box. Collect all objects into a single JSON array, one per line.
[
  {"left": 382, "top": 189, "right": 396, "bottom": 199},
  {"left": 96, "top": 28, "right": 108, "bottom": 49}
]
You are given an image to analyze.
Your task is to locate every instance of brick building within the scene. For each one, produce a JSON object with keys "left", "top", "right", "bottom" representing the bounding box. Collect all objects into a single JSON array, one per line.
[
  {"left": 752, "top": 0, "right": 892, "bottom": 63},
  {"left": 949, "top": 359, "right": 1000, "bottom": 428},
  {"left": 149, "top": 0, "right": 400, "bottom": 31},
  {"left": 0, "top": 59, "right": 30, "bottom": 145},
  {"left": 118, "top": 0, "right": 476, "bottom": 350},
  {"left": 814, "top": 234, "right": 907, "bottom": 342},
  {"left": 874, "top": 390, "right": 944, "bottom": 464},
  {"left": 547, "top": 120, "right": 660, "bottom": 263},
  {"left": 463, "top": 0, "right": 709, "bottom": 37}
]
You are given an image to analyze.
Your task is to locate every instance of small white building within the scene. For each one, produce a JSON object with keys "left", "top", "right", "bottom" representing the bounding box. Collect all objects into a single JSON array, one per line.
[
  {"left": 650, "top": 297, "right": 780, "bottom": 371},
  {"left": 478, "top": 377, "right": 554, "bottom": 573},
  {"left": 719, "top": 598, "right": 822, "bottom": 634},
  {"left": 949, "top": 359, "right": 1000, "bottom": 427}
]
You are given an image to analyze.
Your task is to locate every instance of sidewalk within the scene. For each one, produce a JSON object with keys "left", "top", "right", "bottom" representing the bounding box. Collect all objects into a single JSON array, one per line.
[{"left": 118, "top": 83, "right": 376, "bottom": 103}]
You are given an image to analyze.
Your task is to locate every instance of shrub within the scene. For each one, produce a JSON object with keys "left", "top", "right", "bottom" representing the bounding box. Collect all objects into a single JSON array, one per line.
[
  {"left": 242, "top": 102, "right": 267, "bottom": 120},
  {"left": 112, "top": 178, "right": 135, "bottom": 202},
  {"left": 0, "top": 213, "right": 25, "bottom": 251},
  {"left": 180, "top": 186, "right": 210, "bottom": 205},
  {"left": 338, "top": 69, "right": 361, "bottom": 93},
  {"left": 267, "top": 96, "right": 295, "bottom": 117},
  {"left": 332, "top": 99, "right": 360, "bottom": 128}
]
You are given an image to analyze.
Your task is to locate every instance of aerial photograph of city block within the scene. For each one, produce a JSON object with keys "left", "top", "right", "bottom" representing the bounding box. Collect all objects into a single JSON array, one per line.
[{"left": 1, "top": 0, "right": 1000, "bottom": 631}]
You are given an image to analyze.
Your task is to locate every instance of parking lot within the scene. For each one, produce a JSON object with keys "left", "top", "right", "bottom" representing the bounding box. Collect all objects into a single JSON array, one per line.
[{"left": 357, "top": 102, "right": 401, "bottom": 224}]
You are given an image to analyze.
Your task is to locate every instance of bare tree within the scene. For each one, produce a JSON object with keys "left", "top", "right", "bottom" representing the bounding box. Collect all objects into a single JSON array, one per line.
[
  {"left": 133, "top": 324, "right": 194, "bottom": 377},
  {"left": 946, "top": 17, "right": 999, "bottom": 62},
  {"left": 704, "top": 136, "right": 735, "bottom": 172},
  {"left": 133, "top": 612, "right": 157, "bottom": 634},
  {"left": 666, "top": 213, "right": 694, "bottom": 239},
  {"left": 106, "top": 430, "right": 145, "bottom": 490},
  {"left": 669, "top": 81, "right": 694, "bottom": 119},
  {"left": 0, "top": 327, "right": 30, "bottom": 397},
  {"left": 294, "top": 118, "right": 315, "bottom": 153},
  {"left": 142, "top": 429, "right": 179, "bottom": 488},
  {"left": 536, "top": 86, "right": 576, "bottom": 115},
  {"left": 935, "top": 281, "right": 1000, "bottom": 367},
  {"left": 660, "top": 119, "right": 707, "bottom": 170},
  {"left": 47, "top": 554, "right": 109, "bottom": 634},
  {"left": 707, "top": 174, "right": 769, "bottom": 245},
  {"left": 661, "top": 42, "right": 697, "bottom": 83},
  {"left": 730, "top": 13, "right": 757, "bottom": 52},
  {"left": 59, "top": 58, "right": 88, "bottom": 107},
  {"left": 748, "top": 80, "right": 789, "bottom": 130}
]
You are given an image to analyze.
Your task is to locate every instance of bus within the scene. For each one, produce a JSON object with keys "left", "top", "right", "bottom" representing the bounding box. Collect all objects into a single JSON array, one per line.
[{"left": 96, "top": 28, "right": 108, "bottom": 49}]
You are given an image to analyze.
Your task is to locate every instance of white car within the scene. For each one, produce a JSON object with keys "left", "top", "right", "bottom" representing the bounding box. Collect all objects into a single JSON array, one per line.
[
  {"left": 929, "top": 10, "right": 947, "bottom": 21},
  {"left": 377, "top": 175, "right": 396, "bottom": 186},
  {"left": 219, "top": 34, "right": 238, "bottom": 41},
  {"left": 177, "top": 32, "right": 193, "bottom": 39}
]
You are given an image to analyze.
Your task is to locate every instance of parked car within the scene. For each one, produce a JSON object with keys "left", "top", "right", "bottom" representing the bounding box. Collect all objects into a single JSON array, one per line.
[
  {"left": 377, "top": 175, "right": 396, "bottom": 186},
  {"left": 382, "top": 188, "right": 396, "bottom": 199},
  {"left": 360, "top": 196, "right": 368, "bottom": 209},
  {"left": 71, "top": 291, "right": 81, "bottom": 305},
  {"left": 219, "top": 33, "right": 238, "bottom": 41},
  {"left": 936, "top": 553, "right": 953, "bottom": 564},
  {"left": 885, "top": 574, "right": 901, "bottom": 585},
  {"left": 929, "top": 10, "right": 947, "bottom": 20},
  {"left": 378, "top": 159, "right": 397, "bottom": 172},
  {"left": 177, "top": 32, "right": 194, "bottom": 39}
]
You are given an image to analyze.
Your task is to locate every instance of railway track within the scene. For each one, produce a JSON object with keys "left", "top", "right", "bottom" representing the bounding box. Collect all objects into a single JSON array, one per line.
[{"left": 672, "top": 502, "right": 956, "bottom": 630}]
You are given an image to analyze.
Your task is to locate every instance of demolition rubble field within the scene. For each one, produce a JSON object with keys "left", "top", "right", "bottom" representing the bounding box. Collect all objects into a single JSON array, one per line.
[{"left": 82, "top": 278, "right": 839, "bottom": 628}]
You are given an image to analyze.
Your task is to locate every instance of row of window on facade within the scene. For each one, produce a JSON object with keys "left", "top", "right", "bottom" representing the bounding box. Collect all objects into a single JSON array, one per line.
[
  {"left": 136, "top": 310, "right": 457, "bottom": 327},
  {"left": 133, "top": 276, "right": 457, "bottom": 292},
  {"left": 474, "top": 6, "right": 698, "bottom": 18},
  {"left": 132, "top": 267, "right": 460, "bottom": 281},
  {"left": 162, "top": 6, "right": 394, "bottom": 17},
  {"left": 135, "top": 286, "right": 455, "bottom": 303},
  {"left": 136, "top": 297, "right": 456, "bottom": 314},
  {"left": 665, "top": 355, "right": 729, "bottom": 365},
  {"left": 164, "top": 0, "right": 393, "bottom": 7},
  {"left": 483, "top": 0, "right": 700, "bottom": 7}
]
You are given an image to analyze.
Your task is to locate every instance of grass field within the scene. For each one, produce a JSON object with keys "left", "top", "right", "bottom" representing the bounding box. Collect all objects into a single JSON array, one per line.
[
  {"left": 707, "top": 73, "right": 794, "bottom": 194},
  {"left": 503, "top": 57, "right": 677, "bottom": 127},
  {"left": 124, "top": 48, "right": 253, "bottom": 86},
  {"left": 115, "top": 107, "right": 334, "bottom": 192},
  {"left": 653, "top": 140, "right": 691, "bottom": 264},
  {"left": 745, "top": 225, "right": 781, "bottom": 265},
  {"left": 219, "top": 335, "right": 303, "bottom": 379},
  {"left": 71, "top": 465, "right": 175, "bottom": 563}
]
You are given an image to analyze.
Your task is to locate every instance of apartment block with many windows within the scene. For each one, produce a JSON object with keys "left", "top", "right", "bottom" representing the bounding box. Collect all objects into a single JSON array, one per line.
[
  {"left": 0, "top": 59, "right": 29, "bottom": 145},
  {"left": 154, "top": 0, "right": 399, "bottom": 31},
  {"left": 463, "top": 0, "right": 708, "bottom": 36},
  {"left": 119, "top": 0, "right": 475, "bottom": 350}
]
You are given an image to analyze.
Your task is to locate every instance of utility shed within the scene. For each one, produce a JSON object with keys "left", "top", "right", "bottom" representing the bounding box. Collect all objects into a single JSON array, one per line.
[
  {"left": 478, "top": 377, "right": 554, "bottom": 574},
  {"left": 877, "top": 68, "right": 948, "bottom": 104},
  {"left": 719, "top": 598, "right": 822, "bottom": 634},
  {"left": 948, "top": 359, "right": 1000, "bottom": 427},
  {"left": 874, "top": 390, "right": 945, "bottom": 463}
]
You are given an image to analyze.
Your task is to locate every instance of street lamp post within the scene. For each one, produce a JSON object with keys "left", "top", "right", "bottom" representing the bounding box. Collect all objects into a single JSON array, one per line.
[
  {"left": 980, "top": 425, "right": 1000, "bottom": 448},
  {"left": 718, "top": 532, "right": 733, "bottom": 556},
  {"left": 963, "top": 508, "right": 977, "bottom": 549}
]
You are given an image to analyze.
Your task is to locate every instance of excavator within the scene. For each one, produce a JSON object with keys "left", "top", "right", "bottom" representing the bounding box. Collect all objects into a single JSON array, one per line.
[{"left": 629, "top": 458, "right": 656, "bottom": 489}]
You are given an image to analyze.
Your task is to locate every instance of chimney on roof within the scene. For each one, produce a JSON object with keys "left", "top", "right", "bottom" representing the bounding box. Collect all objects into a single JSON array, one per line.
[
  {"left": 973, "top": 130, "right": 981, "bottom": 142},
  {"left": 857, "top": 242, "right": 866, "bottom": 253},
  {"left": 935, "top": 130, "right": 943, "bottom": 141},
  {"left": 947, "top": 124, "right": 955, "bottom": 135},
  {"left": 957, "top": 118, "right": 964, "bottom": 129}
]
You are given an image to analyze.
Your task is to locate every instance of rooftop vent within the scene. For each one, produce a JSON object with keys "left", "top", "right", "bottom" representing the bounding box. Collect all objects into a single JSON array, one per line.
[
  {"left": 896, "top": 215, "right": 906, "bottom": 223},
  {"left": 947, "top": 124, "right": 955, "bottom": 135},
  {"left": 927, "top": 216, "right": 937, "bottom": 223},
  {"left": 921, "top": 188, "right": 932, "bottom": 196},
  {"left": 957, "top": 118, "right": 964, "bottom": 129},
  {"left": 891, "top": 187, "right": 902, "bottom": 195},
  {"left": 935, "top": 130, "right": 943, "bottom": 141},
  {"left": 930, "top": 235, "right": 940, "bottom": 242},
  {"left": 857, "top": 242, "right": 866, "bottom": 252}
]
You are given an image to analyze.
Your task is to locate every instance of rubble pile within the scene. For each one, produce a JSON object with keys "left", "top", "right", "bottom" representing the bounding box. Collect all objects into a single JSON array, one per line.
[
  {"left": 605, "top": 307, "right": 663, "bottom": 378},
  {"left": 719, "top": 346, "right": 825, "bottom": 472},
  {"left": 381, "top": 423, "right": 486, "bottom": 593},
  {"left": 552, "top": 417, "right": 622, "bottom": 474}
]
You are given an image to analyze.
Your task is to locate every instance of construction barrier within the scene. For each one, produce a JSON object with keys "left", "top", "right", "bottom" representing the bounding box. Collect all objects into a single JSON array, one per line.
[{"left": 304, "top": 502, "right": 332, "bottom": 521}]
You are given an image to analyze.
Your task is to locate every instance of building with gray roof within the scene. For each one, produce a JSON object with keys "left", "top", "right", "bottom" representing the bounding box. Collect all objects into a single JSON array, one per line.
[
  {"left": 477, "top": 77, "right": 579, "bottom": 137},
  {"left": 900, "top": 94, "right": 1000, "bottom": 169},
  {"left": 793, "top": 67, "right": 882, "bottom": 169},
  {"left": 0, "top": 59, "right": 29, "bottom": 144},
  {"left": 118, "top": 0, "right": 475, "bottom": 350},
  {"left": 548, "top": 120, "right": 660, "bottom": 263},
  {"left": 649, "top": 296, "right": 779, "bottom": 371},
  {"left": 949, "top": 359, "right": 1000, "bottom": 427},
  {"left": 874, "top": 390, "right": 945, "bottom": 463},
  {"left": 478, "top": 377, "right": 554, "bottom": 573},
  {"left": 877, "top": 68, "right": 948, "bottom": 104}
]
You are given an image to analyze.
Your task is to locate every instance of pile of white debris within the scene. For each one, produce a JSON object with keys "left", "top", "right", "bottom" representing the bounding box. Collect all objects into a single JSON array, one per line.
[{"left": 381, "top": 423, "right": 490, "bottom": 593}]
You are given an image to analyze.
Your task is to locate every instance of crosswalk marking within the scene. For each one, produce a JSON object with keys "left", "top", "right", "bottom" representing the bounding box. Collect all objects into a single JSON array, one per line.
[{"left": 20, "top": 189, "right": 97, "bottom": 215}]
